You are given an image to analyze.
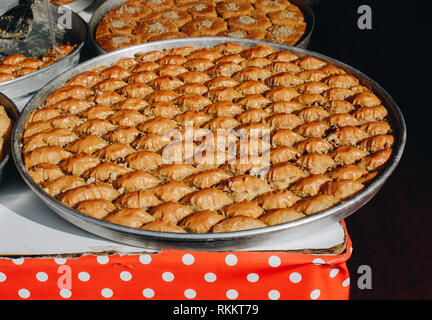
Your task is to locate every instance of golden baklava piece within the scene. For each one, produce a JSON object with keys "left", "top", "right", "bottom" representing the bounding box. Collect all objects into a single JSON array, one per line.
[{"left": 0, "top": 44, "right": 77, "bottom": 83}]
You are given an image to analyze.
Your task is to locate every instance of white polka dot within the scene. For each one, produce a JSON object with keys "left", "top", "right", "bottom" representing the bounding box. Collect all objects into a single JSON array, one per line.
[
  {"left": 78, "top": 272, "right": 90, "bottom": 282},
  {"left": 54, "top": 258, "right": 66, "bottom": 265},
  {"left": 268, "top": 290, "right": 280, "bottom": 300},
  {"left": 18, "top": 289, "right": 30, "bottom": 299},
  {"left": 310, "top": 289, "right": 321, "bottom": 300},
  {"left": 97, "top": 256, "right": 109, "bottom": 265},
  {"left": 162, "top": 272, "right": 174, "bottom": 282},
  {"left": 268, "top": 255, "right": 281, "bottom": 267},
  {"left": 101, "top": 288, "right": 113, "bottom": 298},
  {"left": 289, "top": 272, "right": 302, "bottom": 283},
  {"left": 204, "top": 272, "right": 216, "bottom": 283},
  {"left": 143, "top": 288, "right": 155, "bottom": 298},
  {"left": 342, "top": 277, "right": 350, "bottom": 287},
  {"left": 36, "top": 272, "right": 48, "bottom": 282},
  {"left": 225, "top": 254, "right": 237, "bottom": 266},
  {"left": 0, "top": 272, "right": 6, "bottom": 282},
  {"left": 312, "top": 258, "right": 325, "bottom": 265},
  {"left": 329, "top": 268, "right": 340, "bottom": 278},
  {"left": 12, "top": 258, "right": 24, "bottom": 265},
  {"left": 226, "top": 289, "right": 238, "bottom": 300},
  {"left": 182, "top": 254, "right": 195, "bottom": 265},
  {"left": 120, "top": 271, "right": 132, "bottom": 281},
  {"left": 247, "top": 273, "right": 259, "bottom": 283},
  {"left": 139, "top": 254, "right": 152, "bottom": 264},
  {"left": 184, "top": 289, "right": 196, "bottom": 299},
  {"left": 60, "top": 289, "right": 72, "bottom": 299}
]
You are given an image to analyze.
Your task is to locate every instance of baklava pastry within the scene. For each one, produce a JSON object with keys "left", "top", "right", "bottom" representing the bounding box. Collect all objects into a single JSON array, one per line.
[
  {"left": 358, "top": 134, "right": 394, "bottom": 153},
  {"left": 219, "top": 174, "right": 272, "bottom": 202},
  {"left": 327, "top": 126, "right": 369, "bottom": 146},
  {"left": 28, "top": 163, "right": 65, "bottom": 184},
  {"left": 357, "top": 148, "right": 392, "bottom": 171},
  {"left": 112, "top": 170, "right": 161, "bottom": 192},
  {"left": 330, "top": 146, "right": 368, "bottom": 165},
  {"left": 125, "top": 151, "right": 164, "bottom": 171},
  {"left": 295, "top": 137, "right": 333, "bottom": 155},
  {"left": 150, "top": 202, "right": 192, "bottom": 224},
  {"left": 320, "top": 179, "right": 364, "bottom": 200},
  {"left": 254, "top": 189, "right": 300, "bottom": 210},
  {"left": 24, "top": 146, "right": 73, "bottom": 168},
  {"left": 293, "top": 194, "right": 339, "bottom": 215},
  {"left": 297, "top": 106, "right": 330, "bottom": 122},
  {"left": 290, "top": 174, "right": 332, "bottom": 197},
  {"left": 30, "top": 107, "right": 61, "bottom": 122},
  {"left": 105, "top": 208, "right": 155, "bottom": 228},
  {"left": 58, "top": 183, "right": 120, "bottom": 207},
  {"left": 271, "top": 129, "right": 304, "bottom": 147},
  {"left": 140, "top": 220, "right": 187, "bottom": 233},
  {"left": 295, "top": 153, "right": 337, "bottom": 174},
  {"left": 75, "top": 199, "right": 116, "bottom": 219},
  {"left": 115, "top": 189, "right": 161, "bottom": 209},
  {"left": 221, "top": 200, "right": 264, "bottom": 219},
  {"left": 181, "top": 17, "right": 228, "bottom": 37},
  {"left": 179, "top": 210, "right": 224, "bottom": 233},
  {"left": 59, "top": 154, "right": 101, "bottom": 177},
  {"left": 83, "top": 162, "right": 131, "bottom": 182},
  {"left": 184, "top": 169, "right": 231, "bottom": 189},
  {"left": 327, "top": 164, "right": 368, "bottom": 181},
  {"left": 267, "top": 161, "right": 306, "bottom": 188},
  {"left": 23, "top": 128, "right": 78, "bottom": 153},
  {"left": 149, "top": 180, "right": 194, "bottom": 202},
  {"left": 181, "top": 188, "right": 233, "bottom": 211},
  {"left": 210, "top": 216, "right": 268, "bottom": 233},
  {"left": 259, "top": 208, "right": 306, "bottom": 225},
  {"left": 42, "top": 175, "right": 87, "bottom": 197},
  {"left": 270, "top": 145, "right": 300, "bottom": 164},
  {"left": 216, "top": 1, "right": 254, "bottom": 19}
]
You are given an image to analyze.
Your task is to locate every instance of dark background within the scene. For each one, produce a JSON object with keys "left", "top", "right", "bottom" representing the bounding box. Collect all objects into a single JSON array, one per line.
[{"left": 304, "top": 0, "right": 431, "bottom": 299}]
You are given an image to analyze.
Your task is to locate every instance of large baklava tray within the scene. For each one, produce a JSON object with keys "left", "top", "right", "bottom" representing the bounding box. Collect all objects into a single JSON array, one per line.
[{"left": 16, "top": 41, "right": 401, "bottom": 239}]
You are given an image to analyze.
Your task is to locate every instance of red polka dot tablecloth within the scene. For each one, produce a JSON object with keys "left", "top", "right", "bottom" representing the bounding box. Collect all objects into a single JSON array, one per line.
[{"left": 0, "top": 223, "right": 352, "bottom": 300}]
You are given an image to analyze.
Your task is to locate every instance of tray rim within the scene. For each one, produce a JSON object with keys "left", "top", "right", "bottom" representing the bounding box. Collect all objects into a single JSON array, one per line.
[
  {"left": 11, "top": 37, "right": 407, "bottom": 249},
  {"left": 87, "top": 0, "right": 315, "bottom": 55}
]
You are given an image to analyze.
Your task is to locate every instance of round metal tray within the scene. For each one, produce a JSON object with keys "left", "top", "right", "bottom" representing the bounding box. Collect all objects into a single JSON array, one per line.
[
  {"left": 88, "top": 0, "right": 315, "bottom": 55},
  {"left": 0, "top": 5, "right": 88, "bottom": 106},
  {"left": 11, "top": 38, "right": 406, "bottom": 251},
  {"left": 0, "top": 93, "right": 20, "bottom": 184}
]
